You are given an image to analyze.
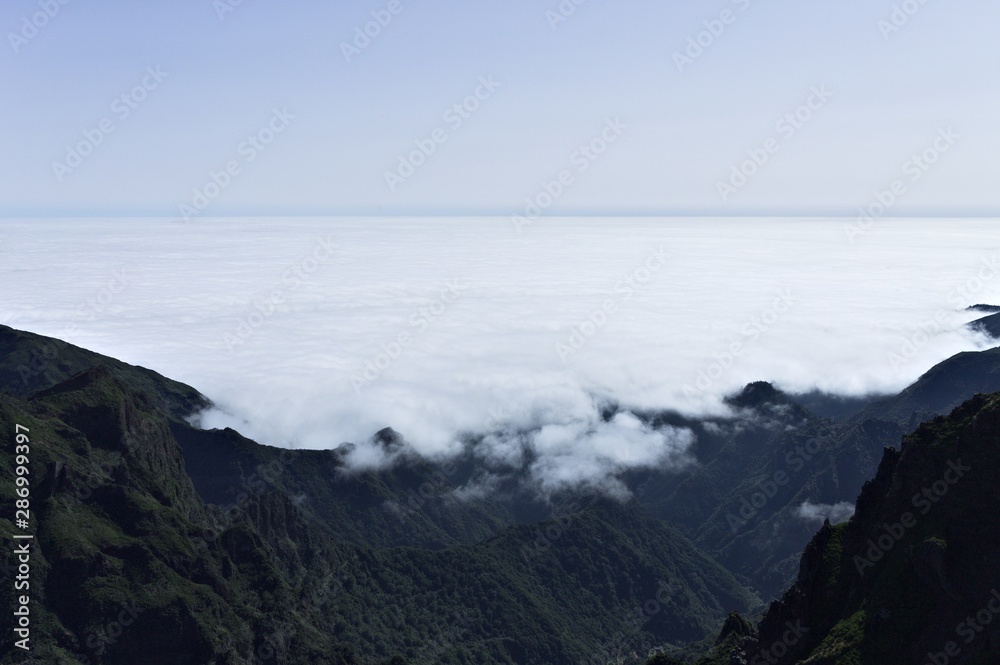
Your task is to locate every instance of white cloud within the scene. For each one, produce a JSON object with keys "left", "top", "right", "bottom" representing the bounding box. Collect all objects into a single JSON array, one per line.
[
  {"left": 795, "top": 500, "right": 856, "bottom": 525},
  {"left": 1, "top": 217, "right": 998, "bottom": 493},
  {"left": 525, "top": 413, "right": 694, "bottom": 497}
]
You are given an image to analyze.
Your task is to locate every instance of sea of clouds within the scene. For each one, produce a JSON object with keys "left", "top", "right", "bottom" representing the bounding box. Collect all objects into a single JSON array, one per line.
[{"left": 1, "top": 217, "right": 998, "bottom": 490}]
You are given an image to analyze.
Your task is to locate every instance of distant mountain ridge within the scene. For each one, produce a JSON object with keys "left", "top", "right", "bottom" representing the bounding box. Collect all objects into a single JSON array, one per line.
[
  {"left": 627, "top": 344, "right": 1000, "bottom": 600},
  {"left": 734, "top": 393, "right": 1000, "bottom": 664},
  {"left": 3, "top": 323, "right": 1000, "bottom": 663}
]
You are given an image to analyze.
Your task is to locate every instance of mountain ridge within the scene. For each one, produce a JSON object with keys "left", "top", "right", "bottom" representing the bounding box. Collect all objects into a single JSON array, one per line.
[
  {"left": 3, "top": 324, "right": 1000, "bottom": 663},
  {"left": 0, "top": 328, "right": 759, "bottom": 664}
]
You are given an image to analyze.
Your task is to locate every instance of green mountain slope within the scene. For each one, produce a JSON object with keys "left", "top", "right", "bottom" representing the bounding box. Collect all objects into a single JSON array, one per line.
[
  {"left": 0, "top": 368, "right": 360, "bottom": 664},
  {"left": 0, "top": 327, "right": 759, "bottom": 664},
  {"left": 0, "top": 324, "right": 208, "bottom": 418},
  {"left": 633, "top": 346, "right": 1000, "bottom": 600}
]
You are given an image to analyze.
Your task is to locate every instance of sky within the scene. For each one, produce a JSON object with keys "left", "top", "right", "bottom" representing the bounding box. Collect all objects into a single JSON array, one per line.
[
  {"left": 1, "top": 0, "right": 999, "bottom": 217},
  {"left": 2, "top": 217, "right": 998, "bottom": 493}
]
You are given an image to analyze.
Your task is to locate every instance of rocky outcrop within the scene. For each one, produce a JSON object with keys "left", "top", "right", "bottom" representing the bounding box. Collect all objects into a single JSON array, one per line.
[{"left": 745, "top": 394, "right": 1000, "bottom": 664}]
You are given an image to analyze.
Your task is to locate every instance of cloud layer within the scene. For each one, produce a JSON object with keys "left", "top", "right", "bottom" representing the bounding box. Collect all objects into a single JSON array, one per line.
[{"left": 2, "top": 218, "right": 998, "bottom": 489}]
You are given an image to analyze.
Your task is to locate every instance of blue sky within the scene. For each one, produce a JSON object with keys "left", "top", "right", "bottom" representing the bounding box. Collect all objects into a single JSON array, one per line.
[{"left": 1, "top": 0, "right": 997, "bottom": 217}]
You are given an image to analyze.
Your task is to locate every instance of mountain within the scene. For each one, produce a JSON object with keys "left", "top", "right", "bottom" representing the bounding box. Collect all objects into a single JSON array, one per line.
[
  {"left": 732, "top": 392, "right": 1000, "bottom": 664},
  {"left": 0, "top": 327, "right": 759, "bottom": 664},
  {"left": 4, "top": 322, "right": 1000, "bottom": 664},
  {"left": 169, "top": 422, "right": 517, "bottom": 550},
  {"left": 0, "top": 365, "right": 360, "bottom": 664},
  {"left": 629, "top": 346, "right": 1000, "bottom": 600},
  {"left": 970, "top": 311, "right": 1000, "bottom": 339},
  {"left": 0, "top": 325, "right": 208, "bottom": 418}
]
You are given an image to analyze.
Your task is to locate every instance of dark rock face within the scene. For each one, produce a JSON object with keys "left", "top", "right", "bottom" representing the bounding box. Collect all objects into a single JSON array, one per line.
[
  {"left": 33, "top": 365, "right": 205, "bottom": 514},
  {"left": 744, "top": 394, "right": 1000, "bottom": 664},
  {"left": 716, "top": 611, "right": 754, "bottom": 645},
  {"left": 636, "top": 345, "right": 1000, "bottom": 602}
]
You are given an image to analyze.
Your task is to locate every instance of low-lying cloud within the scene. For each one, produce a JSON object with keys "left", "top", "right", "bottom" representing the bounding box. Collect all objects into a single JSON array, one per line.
[
  {"left": 517, "top": 412, "right": 693, "bottom": 498},
  {"left": 795, "top": 500, "right": 856, "bottom": 525},
  {"left": 2, "top": 217, "right": 998, "bottom": 494}
]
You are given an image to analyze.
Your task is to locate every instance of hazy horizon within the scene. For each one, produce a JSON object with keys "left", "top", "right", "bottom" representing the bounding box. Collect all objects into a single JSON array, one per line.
[
  {"left": 5, "top": 3, "right": 1000, "bottom": 662},
  {"left": 4, "top": 0, "right": 1000, "bottom": 495}
]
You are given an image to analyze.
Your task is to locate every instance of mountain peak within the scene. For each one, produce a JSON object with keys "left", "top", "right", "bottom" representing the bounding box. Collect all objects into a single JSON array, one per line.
[
  {"left": 748, "top": 391, "right": 1000, "bottom": 663},
  {"left": 726, "top": 381, "right": 792, "bottom": 409},
  {"left": 372, "top": 426, "right": 406, "bottom": 452},
  {"left": 716, "top": 610, "right": 754, "bottom": 645}
]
